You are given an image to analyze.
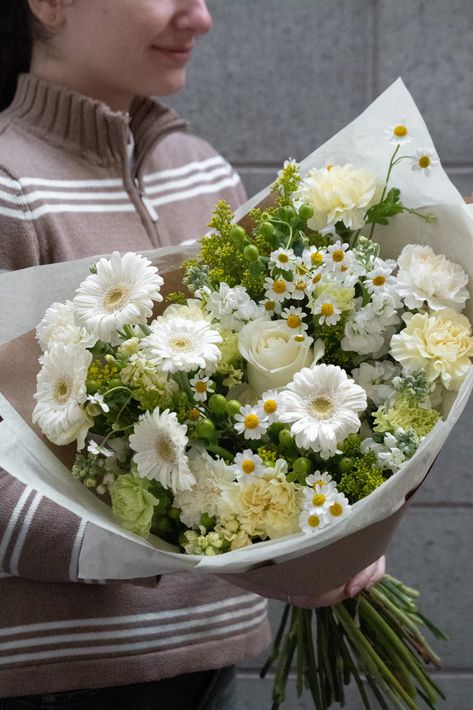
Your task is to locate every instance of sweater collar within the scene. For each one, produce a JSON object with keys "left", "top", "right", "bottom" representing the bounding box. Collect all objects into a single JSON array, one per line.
[{"left": 6, "top": 73, "right": 188, "bottom": 168}]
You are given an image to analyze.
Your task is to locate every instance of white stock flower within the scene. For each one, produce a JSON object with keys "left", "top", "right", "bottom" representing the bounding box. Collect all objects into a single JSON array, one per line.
[
  {"left": 397, "top": 244, "right": 469, "bottom": 312},
  {"left": 72, "top": 252, "right": 163, "bottom": 343},
  {"left": 206, "top": 284, "right": 263, "bottom": 332},
  {"left": 36, "top": 300, "right": 97, "bottom": 352},
  {"left": 351, "top": 361, "right": 400, "bottom": 407},
  {"left": 278, "top": 364, "right": 367, "bottom": 458},
  {"left": 296, "top": 164, "right": 382, "bottom": 230},
  {"left": 33, "top": 342, "right": 93, "bottom": 449},
  {"left": 129, "top": 408, "right": 194, "bottom": 493},
  {"left": 238, "top": 318, "right": 314, "bottom": 396},
  {"left": 141, "top": 317, "right": 222, "bottom": 373}
]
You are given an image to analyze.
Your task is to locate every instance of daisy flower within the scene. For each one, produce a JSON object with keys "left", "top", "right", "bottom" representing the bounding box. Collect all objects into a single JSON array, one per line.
[
  {"left": 281, "top": 306, "right": 308, "bottom": 332},
  {"left": 72, "top": 252, "right": 163, "bottom": 343},
  {"left": 129, "top": 408, "right": 195, "bottom": 493},
  {"left": 302, "top": 246, "right": 326, "bottom": 270},
  {"left": 33, "top": 342, "right": 93, "bottom": 449},
  {"left": 233, "top": 450, "right": 265, "bottom": 483},
  {"left": 364, "top": 263, "right": 396, "bottom": 295},
  {"left": 260, "top": 298, "right": 282, "bottom": 316},
  {"left": 278, "top": 364, "right": 367, "bottom": 458},
  {"left": 141, "top": 317, "right": 222, "bottom": 373},
  {"left": 411, "top": 148, "right": 439, "bottom": 176},
  {"left": 303, "top": 484, "right": 334, "bottom": 512},
  {"left": 291, "top": 276, "right": 310, "bottom": 301},
  {"left": 312, "top": 295, "right": 342, "bottom": 326},
  {"left": 270, "top": 248, "right": 297, "bottom": 272},
  {"left": 299, "top": 508, "right": 330, "bottom": 535},
  {"left": 327, "top": 491, "right": 351, "bottom": 520},
  {"left": 305, "top": 270, "right": 324, "bottom": 294},
  {"left": 305, "top": 471, "right": 337, "bottom": 492},
  {"left": 385, "top": 120, "right": 413, "bottom": 145},
  {"left": 264, "top": 276, "right": 293, "bottom": 303},
  {"left": 327, "top": 241, "right": 352, "bottom": 272},
  {"left": 234, "top": 404, "right": 269, "bottom": 440},
  {"left": 259, "top": 390, "right": 281, "bottom": 424},
  {"left": 189, "top": 372, "right": 214, "bottom": 402}
]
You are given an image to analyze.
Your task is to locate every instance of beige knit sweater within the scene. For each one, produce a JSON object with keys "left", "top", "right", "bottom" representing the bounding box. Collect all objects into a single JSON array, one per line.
[{"left": 0, "top": 74, "right": 270, "bottom": 697}]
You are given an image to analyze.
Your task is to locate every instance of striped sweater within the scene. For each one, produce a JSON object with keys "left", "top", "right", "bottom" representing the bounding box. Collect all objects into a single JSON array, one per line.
[{"left": 0, "top": 74, "right": 270, "bottom": 697}]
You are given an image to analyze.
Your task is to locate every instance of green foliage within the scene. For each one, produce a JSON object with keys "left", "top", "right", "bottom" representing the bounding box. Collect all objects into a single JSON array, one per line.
[
  {"left": 271, "top": 159, "right": 301, "bottom": 205},
  {"left": 166, "top": 291, "right": 187, "bottom": 305},
  {"left": 365, "top": 187, "right": 405, "bottom": 226},
  {"left": 338, "top": 450, "right": 386, "bottom": 503}
]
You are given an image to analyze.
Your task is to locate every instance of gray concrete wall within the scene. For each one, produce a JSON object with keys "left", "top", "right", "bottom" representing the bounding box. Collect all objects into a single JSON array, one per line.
[{"left": 168, "top": 1, "right": 473, "bottom": 706}]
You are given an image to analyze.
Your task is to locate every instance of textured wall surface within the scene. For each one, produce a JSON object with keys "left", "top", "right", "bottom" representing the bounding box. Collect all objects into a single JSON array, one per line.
[{"left": 168, "top": 1, "right": 473, "bottom": 707}]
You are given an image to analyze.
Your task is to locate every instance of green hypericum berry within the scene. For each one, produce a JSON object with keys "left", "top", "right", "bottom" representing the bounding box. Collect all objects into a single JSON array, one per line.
[
  {"left": 108, "top": 378, "right": 123, "bottom": 390},
  {"left": 195, "top": 418, "right": 216, "bottom": 439},
  {"left": 278, "top": 429, "right": 294, "bottom": 448},
  {"left": 293, "top": 456, "right": 313, "bottom": 477},
  {"left": 208, "top": 394, "right": 228, "bottom": 415},
  {"left": 283, "top": 205, "right": 296, "bottom": 221},
  {"left": 230, "top": 225, "right": 246, "bottom": 241},
  {"left": 298, "top": 203, "right": 314, "bottom": 220},
  {"left": 226, "top": 399, "right": 242, "bottom": 418},
  {"left": 86, "top": 380, "right": 99, "bottom": 395},
  {"left": 172, "top": 391, "right": 189, "bottom": 408},
  {"left": 168, "top": 506, "right": 181, "bottom": 520},
  {"left": 155, "top": 492, "right": 172, "bottom": 512},
  {"left": 338, "top": 457, "right": 354, "bottom": 474},
  {"left": 243, "top": 244, "right": 260, "bottom": 262},
  {"left": 260, "top": 221, "right": 274, "bottom": 238},
  {"left": 155, "top": 515, "right": 172, "bottom": 533}
]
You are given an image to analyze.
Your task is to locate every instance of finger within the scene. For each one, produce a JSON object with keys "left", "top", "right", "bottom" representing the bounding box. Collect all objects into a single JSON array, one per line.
[
  {"left": 344, "top": 557, "right": 383, "bottom": 598},
  {"left": 289, "top": 583, "right": 347, "bottom": 609},
  {"left": 366, "top": 555, "right": 386, "bottom": 589}
]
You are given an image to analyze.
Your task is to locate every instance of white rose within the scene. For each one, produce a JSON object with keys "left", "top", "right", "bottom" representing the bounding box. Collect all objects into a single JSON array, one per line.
[
  {"left": 296, "top": 164, "right": 382, "bottom": 230},
  {"left": 238, "top": 319, "right": 314, "bottom": 396}
]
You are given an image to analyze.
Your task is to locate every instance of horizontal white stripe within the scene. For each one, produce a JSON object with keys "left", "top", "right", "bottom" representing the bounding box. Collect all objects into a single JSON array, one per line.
[
  {"left": 21, "top": 177, "right": 124, "bottom": 189},
  {"left": 144, "top": 156, "right": 225, "bottom": 183},
  {"left": 9, "top": 492, "right": 43, "bottom": 576},
  {"left": 151, "top": 174, "right": 240, "bottom": 208},
  {"left": 0, "top": 202, "right": 135, "bottom": 221},
  {"left": 0, "top": 610, "right": 267, "bottom": 665},
  {"left": 0, "top": 188, "right": 128, "bottom": 206},
  {"left": 0, "top": 176, "right": 20, "bottom": 190},
  {"left": 0, "top": 487, "right": 32, "bottom": 567},
  {"left": 0, "top": 593, "right": 262, "bottom": 637},
  {"left": 145, "top": 165, "right": 232, "bottom": 197},
  {"left": 0, "top": 599, "right": 267, "bottom": 651}
]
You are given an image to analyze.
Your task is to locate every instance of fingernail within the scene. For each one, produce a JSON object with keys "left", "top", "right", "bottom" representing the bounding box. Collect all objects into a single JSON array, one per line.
[{"left": 349, "top": 584, "right": 362, "bottom": 597}]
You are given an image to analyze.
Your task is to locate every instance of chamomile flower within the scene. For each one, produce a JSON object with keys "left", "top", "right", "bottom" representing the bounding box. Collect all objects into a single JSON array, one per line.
[
  {"left": 305, "top": 471, "right": 337, "bottom": 492},
  {"left": 278, "top": 364, "right": 367, "bottom": 458},
  {"left": 270, "top": 248, "right": 297, "bottom": 272},
  {"left": 303, "top": 484, "right": 334, "bottom": 512},
  {"left": 411, "top": 148, "right": 439, "bottom": 176},
  {"left": 189, "top": 372, "right": 214, "bottom": 402},
  {"left": 327, "top": 241, "right": 352, "bottom": 272},
  {"left": 234, "top": 404, "right": 269, "bottom": 440},
  {"left": 385, "top": 120, "right": 413, "bottom": 145},
  {"left": 305, "top": 270, "right": 324, "bottom": 294},
  {"left": 302, "top": 246, "right": 326, "bottom": 270},
  {"left": 72, "top": 252, "right": 163, "bottom": 343},
  {"left": 281, "top": 306, "right": 308, "bottom": 332},
  {"left": 312, "top": 296, "right": 342, "bottom": 326},
  {"left": 233, "top": 450, "right": 265, "bottom": 483},
  {"left": 364, "top": 264, "right": 396, "bottom": 294},
  {"left": 141, "top": 317, "right": 222, "bottom": 374},
  {"left": 260, "top": 298, "right": 281, "bottom": 315},
  {"left": 264, "top": 276, "right": 293, "bottom": 303},
  {"left": 299, "top": 508, "right": 330, "bottom": 534},
  {"left": 327, "top": 492, "right": 351, "bottom": 520},
  {"left": 291, "top": 276, "right": 310, "bottom": 301},
  {"left": 129, "top": 408, "right": 194, "bottom": 493},
  {"left": 259, "top": 390, "right": 281, "bottom": 424}
]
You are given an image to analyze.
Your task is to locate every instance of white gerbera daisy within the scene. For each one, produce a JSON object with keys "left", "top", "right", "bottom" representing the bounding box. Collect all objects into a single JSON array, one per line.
[
  {"left": 312, "top": 296, "right": 342, "bottom": 326},
  {"left": 33, "top": 342, "right": 93, "bottom": 449},
  {"left": 410, "top": 148, "right": 439, "bottom": 176},
  {"left": 234, "top": 404, "right": 269, "bottom": 440},
  {"left": 299, "top": 508, "right": 330, "bottom": 535},
  {"left": 385, "top": 120, "right": 413, "bottom": 145},
  {"left": 270, "top": 248, "right": 297, "bottom": 272},
  {"left": 72, "top": 252, "right": 163, "bottom": 343},
  {"left": 233, "top": 450, "right": 265, "bottom": 483},
  {"left": 278, "top": 364, "right": 367, "bottom": 458},
  {"left": 141, "top": 317, "right": 222, "bottom": 373},
  {"left": 189, "top": 373, "right": 214, "bottom": 402},
  {"left": 259, "top": 390, "right": 281, "bottom": 424},
  {"left": 36, "top": 300, "right": 97, "bottom": 352},
  {"left": 129, "top": 408, "right": 195, "bottom": 493}
]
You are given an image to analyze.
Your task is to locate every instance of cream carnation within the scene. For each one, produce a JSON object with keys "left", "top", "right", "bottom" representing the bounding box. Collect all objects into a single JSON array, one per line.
[
  {"left": 397, "top": 244, "right": 469, "bottom": 311},
  {"left": 295, "top": 164, "right": 382, "bottom": 230},
  {"left": 237, "top": 475, "right": 300, "bottom": 539},
  {"left": 390, "top": 310, "right": 473, "bottom": 390}
]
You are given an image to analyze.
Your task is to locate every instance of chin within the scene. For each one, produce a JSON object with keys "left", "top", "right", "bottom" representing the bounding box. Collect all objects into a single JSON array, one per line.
[{"left": 140, "top": 71, "right": 188, "bottom": 98}]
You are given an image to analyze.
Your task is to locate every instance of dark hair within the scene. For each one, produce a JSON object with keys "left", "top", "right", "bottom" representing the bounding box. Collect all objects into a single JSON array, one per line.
[{"left": 0, "top": 1, "right": 35, "bottom": 111}]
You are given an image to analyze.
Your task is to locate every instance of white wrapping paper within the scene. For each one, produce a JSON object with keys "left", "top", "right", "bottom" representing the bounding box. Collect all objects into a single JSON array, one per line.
[{"left": 1, "top": 79, "right": 472, "bottom": 581}]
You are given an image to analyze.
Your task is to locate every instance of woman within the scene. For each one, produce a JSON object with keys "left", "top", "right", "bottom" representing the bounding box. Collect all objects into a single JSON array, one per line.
[{"left": 0, "top": 1, "right": 384, "bottom": 707}]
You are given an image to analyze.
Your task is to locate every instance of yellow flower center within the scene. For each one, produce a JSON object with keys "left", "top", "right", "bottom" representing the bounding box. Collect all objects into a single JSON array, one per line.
[
  {"left": 393, "top": 124, "right": 407, "bottom": 137},
  {"left": 341, "top": 265, "right": 349, "bottom": 272},
  {"left": 294, "top": 334, "right": 305, "bottom": 343},
  {"left": 194, "top": 381, "right": 207, "bottom": 393},
  {"left": 287, "top": 314, "right": 301, "bottom": 329},
  {"left": 372, "top": 275, "right": 386, "bottom": 286},
  {"left": 264, "top": 300, "right": 276, "bottom": 311},
  {"left": 308, "top": 514, "right": 320, "bottom": 528},
  {"left": 264, "top": 399, "right": 277, "bottom": 414},
  {"left": 244, "top": 414, "right": 260, "bottom": 429},
  {"left": 242, "top": 460, "right": 255, "bottom": 474},
  {"left": 295, "top": 279, "right": 306, "bottom": 292},
  {"left": 170, "top": 337, "right": 192, "bottom": 351},
  {"left": 312, "top": 273, "right": 321, "bottom": 284},
  {"left": 156, "top": 436, "right": 175, "bottom": 462},
  {"left": 332, "top": 250, "right": 345, "bottom": 263},
  {"left": 312, "top": 493, "right": 326, "bottom": 506},
  {"left": 321, "top": 303, "right": 334, "bottom": 317},
  {"left": 308, "top": 396, "right": 334, "bottom": 419},
  {"left": 278, "top": 253, "right": 289, "bottom": 263},
  {"left": 313, "top": 480, "right": 325, "bottom": 489},
  {"left": 102, "top": 284, "right": 130, "bottom": 312},
  {"left": 330, "top": 502, "right": 343, "bottom": 517},
  {"left": 326, "top": 164, "right": 333, "bottom": 171},
  {"left": 54, "top": 376, "right": 72, "bottom": 403},
  {"left": 311, "top": 252, "right": 324, "bottom": 265},
  {"left": 188, "top": 408, "right": 200, "bottom": 421},
  {"left": 272, "top": 280, "right": 286, "bottom": 294},
  {"left": 418, "top": 155, "right": 431, "bottom": 169}
]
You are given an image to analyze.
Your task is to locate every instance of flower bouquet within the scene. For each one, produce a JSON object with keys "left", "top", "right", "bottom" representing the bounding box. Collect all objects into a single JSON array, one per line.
[{"left": 1, "top": 79, "right": 472, "bottom": 708}]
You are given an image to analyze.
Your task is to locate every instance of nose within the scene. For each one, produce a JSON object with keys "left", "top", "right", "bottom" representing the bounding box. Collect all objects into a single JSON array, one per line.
[{"left": 174, "top": 0, "right": 213, "bottom": 35}]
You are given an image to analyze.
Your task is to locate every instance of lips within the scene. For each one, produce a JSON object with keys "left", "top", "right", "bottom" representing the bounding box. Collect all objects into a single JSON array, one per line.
[{"left": 151, "top": 44, "right": 194, "bottom": 63}]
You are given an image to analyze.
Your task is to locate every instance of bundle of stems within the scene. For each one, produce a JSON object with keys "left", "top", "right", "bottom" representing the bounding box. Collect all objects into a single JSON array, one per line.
[{"left": 260, "top": 575, "right": 447, "bottom": 709}]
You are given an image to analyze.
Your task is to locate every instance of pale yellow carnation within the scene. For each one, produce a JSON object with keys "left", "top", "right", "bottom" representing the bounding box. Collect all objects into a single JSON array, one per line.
[
  {"left": 296, "top": 164, "right": 382, "bottom": 230},
  {"left": 390, "top": 309, "right": 473, "bottom": 390},
  {"left": 237, "top": 476, "right": 300, "bottom": 539}
]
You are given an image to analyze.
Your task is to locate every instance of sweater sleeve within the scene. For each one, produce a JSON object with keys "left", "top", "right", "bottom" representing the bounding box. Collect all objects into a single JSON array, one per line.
[{"left": 0, "top": 169, "right": 41, "bottom": 271}]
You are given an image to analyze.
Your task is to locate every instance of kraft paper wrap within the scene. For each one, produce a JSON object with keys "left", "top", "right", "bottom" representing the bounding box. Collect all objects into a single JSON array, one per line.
[{"left": 1, "top": 79, "right": 472, "bottom": 596}]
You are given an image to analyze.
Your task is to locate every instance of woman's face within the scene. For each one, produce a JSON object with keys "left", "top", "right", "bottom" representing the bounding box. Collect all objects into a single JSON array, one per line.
[{"left": 33, "top": 0, "right": 212, "bottom": 110}]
